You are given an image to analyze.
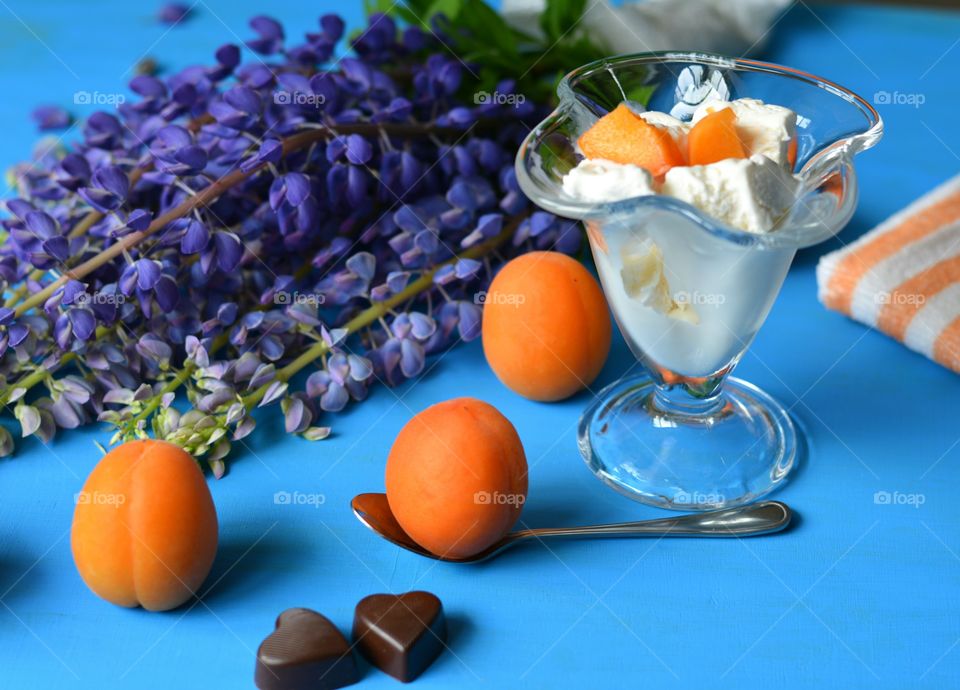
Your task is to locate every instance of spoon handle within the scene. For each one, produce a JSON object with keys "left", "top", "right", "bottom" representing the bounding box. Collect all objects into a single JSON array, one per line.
[{"left": 514, "top": 501, "right": 792, "bottom": 541}]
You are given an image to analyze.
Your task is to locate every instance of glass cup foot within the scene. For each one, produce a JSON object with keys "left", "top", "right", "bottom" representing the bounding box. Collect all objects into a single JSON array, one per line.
[{"left": 578, "top": 374, "right": 796, "bottom": 511}]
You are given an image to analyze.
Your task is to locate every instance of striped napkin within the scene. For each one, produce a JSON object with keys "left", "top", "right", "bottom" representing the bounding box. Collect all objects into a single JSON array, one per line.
[{"left": 817, "top": 175, "right": 960, "bottom": 373}]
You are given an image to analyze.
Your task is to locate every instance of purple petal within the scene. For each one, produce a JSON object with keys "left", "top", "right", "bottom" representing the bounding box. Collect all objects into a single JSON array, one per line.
[
  {"left": 306, "top": 370, "right": 330, "bottom": 398},
  {"left": 346, "top": 166, "right": 367, "bottom": 206},
  {"left": 180, "top": 219, "right": 210, "bottom": 253},
  {"left": 127, "top": 208, "right": 152, "bottom": 232},
  {"left": 157, "top": 3, "right": 191, "bottom": 24},
  {"left": 118, "top": 263, "right": 139, "bottom": 295},
  {"left": 455, "top": 258, "right": 482, "bottom": 279},
  {"left": 408, "top": 312, "right": 437, "bottom": 340},
  {"left": 154, "top": 276, "right": 179, "bottom": 311},
  {"left": 258, "top": 380, "right": 288, "bottom": 407},
  {"left": 476, "top": 212, "right": 503, "bottom": 238},
  {"left": 41, "top": 237, "right": 69, "bottom": 262},
  {"left": 24, "top": 211, "right": 58, "bottom": 238},
  {"left": 54, "top": 313, "right": 72, "bottom": 349},
  {"left": 250, "top": 15, "right": 284, "bottom": 40},
  {"left": 68, "top": 308, "right": 96, "bottom": 341},
  {"left": 458, "top": 301, "right": 482, "bottom": 340},
  {"left": 130, "top": 74, "right": 167, "bottom": 98},
  {"left": 433, "top": 264, "right": 456, "bottom": 285},
  {"left": 31, "top": 105, "right": 71, "bottom": 131},
  {"left": 345, "top": 252, "right": 375, "bottom": 282},
  {"left": 320, "top": 14, "right": 344, "bottom": 40},
  {"left": 8, "top": 323, "right": 29, "bottom": 347},
  {"left": 399, "top": 339, "right": 425, "bottom": 378},
  {"left": 92, "top": 165, "right": 130, "bottom": 199},
  {"left": 345, "top": 134, "right": 372, "bottom": 165},
  {"left": 257, "top": 138, "right": 282, "bottom": 165},
  {"left": 214, "top": 232, "right": 243, "bottom": 271},
  {"left": 283, "top": 172, "right": 311, "bottom": 206},
  {"left": 215, "top": 44, "right": 241, "bottom": 68},
  {"left": 135, "top": 259, "right": 162, "bottom": 291},
  {"left": 61, "top": 281, "right": 85, "bottom": 305},
  {"left": 530, "top": 211, "right": 555, "bottom": 237},
  {"left": 78, "top": 187, "right": 121, "bottom": 212},
  {"left": 327, "top": 353, "right": 350, "bottom": 384},
  {"left": 348, "top": 355, "right": 373, "bottom": 381},
  {"left": 319, "top": 381, "right": 349, "bottom": 412},
  {"left": 284, "top": 396, "right": 310, "bottom": 433}
]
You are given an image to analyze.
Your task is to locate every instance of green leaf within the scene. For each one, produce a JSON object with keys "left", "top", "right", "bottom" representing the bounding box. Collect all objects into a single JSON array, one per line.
[
  {"left": 365, "top": 0, "right": 610, "bottom": 110},
  {"left": 363, "top": 0, "right": 396, "bottom": 16},
  {"left": 454, "top": 0, "right": 520, "bottom": 57},
  {"left": 623, "top": 83, "right": 656, "bottom": 107},
  {"left": 540, "top": 0, "right": 588, "bottom": 43},
  {"left": 404, "top": 0, "right": 435, "bottom": 15},
  {"left": 426, "top": 0, "right": 463, "bottom": 22}
]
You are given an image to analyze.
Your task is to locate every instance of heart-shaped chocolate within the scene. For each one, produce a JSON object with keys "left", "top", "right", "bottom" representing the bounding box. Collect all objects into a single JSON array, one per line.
[
  {"left": 352, "top": 591, "right": 447, "bottom": 682},
  {"left": 255, "top": 607, "right": 358, "bottom": 690}
]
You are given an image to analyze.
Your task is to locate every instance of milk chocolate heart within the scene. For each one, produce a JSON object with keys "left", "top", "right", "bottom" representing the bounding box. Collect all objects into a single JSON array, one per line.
[
  {"left": 352, "top": 591, "right": 447, "bottom": 682},
  {"left": 255, "top": 607, "right": 358, "bottom": 690}
]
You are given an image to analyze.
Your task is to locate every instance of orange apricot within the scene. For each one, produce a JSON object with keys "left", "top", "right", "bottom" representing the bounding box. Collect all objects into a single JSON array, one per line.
[
  {"left": 482, "top": 251, "right": 611, "bottom": 402},
  {"left": 71, "top": 440, "right": 218, "bottom": 611},
  {"left": 385, "top": 398, "right": 528, "bottom": 559},
  {"left": 578, "top": 103, "right": 685, "bottom": 177},
  {"left": 687, "top": 108, "right": 747, "bottom": 166},
  {"left": 787, "top": 135, "right": 798, "bottom": 170}
]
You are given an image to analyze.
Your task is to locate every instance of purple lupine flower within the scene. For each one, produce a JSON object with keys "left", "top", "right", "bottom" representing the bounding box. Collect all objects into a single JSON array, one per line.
[
  {"left": 77, "top": 165, "right": 129, "bottom": 212},
  {"left": 247, "top": 15, "right": 284, "bottom": 55},
  {"left": 157, "top": 3, "right": 192, "bottom": 25},
  {"left": 31, "top": 105, "right": 71, "bottom": 131}
]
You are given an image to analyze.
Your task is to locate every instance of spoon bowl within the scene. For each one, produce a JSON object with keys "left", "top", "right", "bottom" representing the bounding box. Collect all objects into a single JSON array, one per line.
[{"left": 351, "top": 493, "right": 793, "bottom": 563}]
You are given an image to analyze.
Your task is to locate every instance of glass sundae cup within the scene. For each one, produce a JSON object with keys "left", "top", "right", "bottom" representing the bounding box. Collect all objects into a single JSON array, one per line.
[{"left": 516, "top": 52, "right": 882, "bottom": 511}]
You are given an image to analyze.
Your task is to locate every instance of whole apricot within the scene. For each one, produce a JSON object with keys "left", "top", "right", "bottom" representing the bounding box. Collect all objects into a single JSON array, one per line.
[
  {"left": 482, "top": 251, "right": 611, "bottom": 401},
  {"left": 71, "top": 440, "right": 218, "bottom": 611},
  {"left": 385, "top": 398, "right": 527, "bottom": 559}
]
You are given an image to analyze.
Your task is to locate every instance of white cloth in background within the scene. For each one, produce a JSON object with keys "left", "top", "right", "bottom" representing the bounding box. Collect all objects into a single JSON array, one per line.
[{"left": 501, "top": 0, "right": 793, "bottom": 56}]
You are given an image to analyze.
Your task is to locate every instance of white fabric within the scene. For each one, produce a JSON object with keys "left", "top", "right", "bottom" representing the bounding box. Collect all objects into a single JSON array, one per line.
[
  {"left": 904, "top": 282, "right": 960, "bottom": 359},
  {"left": 501, "top": 0, "right": 793, "bottom": 56}
]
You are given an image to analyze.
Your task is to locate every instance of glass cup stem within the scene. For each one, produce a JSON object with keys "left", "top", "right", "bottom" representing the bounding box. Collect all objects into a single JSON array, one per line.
[{"left": 650, "top": 378, "right": 728, "bottom": 422}]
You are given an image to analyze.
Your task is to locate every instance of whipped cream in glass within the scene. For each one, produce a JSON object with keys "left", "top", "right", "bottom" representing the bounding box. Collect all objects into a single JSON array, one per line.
[{"left": 563, "top": 98, "right": 801, "bottom": 375}]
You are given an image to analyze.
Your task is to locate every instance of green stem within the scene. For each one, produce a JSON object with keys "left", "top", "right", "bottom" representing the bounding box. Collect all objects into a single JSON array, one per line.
[
  {"left": 240, "top": 213, "right": 525, "bottom": 410},
  {"left": 0, "top": 352, "right": 76, "bottom": 407},
  {"left": 122, "top": 328, "right": 243, "bottom": 430}
]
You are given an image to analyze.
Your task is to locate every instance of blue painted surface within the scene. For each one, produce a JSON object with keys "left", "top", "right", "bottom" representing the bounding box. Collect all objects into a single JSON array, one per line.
[{"left": 0, "top": 1, "right": 959, "bottom": 688}]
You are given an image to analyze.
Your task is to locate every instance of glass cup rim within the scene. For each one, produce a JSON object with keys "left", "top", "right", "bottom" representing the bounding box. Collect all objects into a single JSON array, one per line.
[
  {"left": 516, "top": 51, "right": 884, "bottom": 247},
  {"left": 559, "top": 50, "right": 881, "bottom": 127}
]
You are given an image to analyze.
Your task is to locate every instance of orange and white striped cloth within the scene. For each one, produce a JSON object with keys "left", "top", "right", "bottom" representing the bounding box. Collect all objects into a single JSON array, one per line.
[{"left": 817, "top": 175, "right": 960, "bottom": 373}]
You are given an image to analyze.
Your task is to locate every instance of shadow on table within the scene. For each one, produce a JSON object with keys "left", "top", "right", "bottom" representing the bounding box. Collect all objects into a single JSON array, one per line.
[
  {"left": 0, "top": 550, "right": 45, "bottom": 607},
  {"left": 199, "top": 531, "right": 304, "bottom": 605}
]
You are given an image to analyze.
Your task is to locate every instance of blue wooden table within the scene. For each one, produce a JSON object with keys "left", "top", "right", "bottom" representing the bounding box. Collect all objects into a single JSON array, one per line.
[{"left": 1, "top": 1, "right": 959, "bottom": 688}]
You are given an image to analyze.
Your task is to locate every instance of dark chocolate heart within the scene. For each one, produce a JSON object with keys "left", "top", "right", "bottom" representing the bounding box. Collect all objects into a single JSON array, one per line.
[
  {"left": 352, "top": 591, "right": 447, "bottom": 682},
  {"left": 255, "top": 607, "right": 358, "bottom": 690}
]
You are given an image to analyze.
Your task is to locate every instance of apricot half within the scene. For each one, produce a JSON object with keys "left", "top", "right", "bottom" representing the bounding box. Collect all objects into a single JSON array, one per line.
[
  {"left": 385, "top": 398, "right": 528, "bottom": 559},
  {"left": 687, "top": 108, "right": 747, "bottom": 166},
  {"left": 71, "top": 440, "right": 218, "bottom": 611},
  {"left": 482, "top": 251, "right": 612, "bottom": 402},
  {"left": 577, "top": 103, "right": 685, "bottom": 177}
]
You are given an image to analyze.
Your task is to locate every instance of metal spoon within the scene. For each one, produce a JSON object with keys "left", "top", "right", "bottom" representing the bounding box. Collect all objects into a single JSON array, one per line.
[{"left": 351, "top": 493, "right": 793, "bottom": 563}]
